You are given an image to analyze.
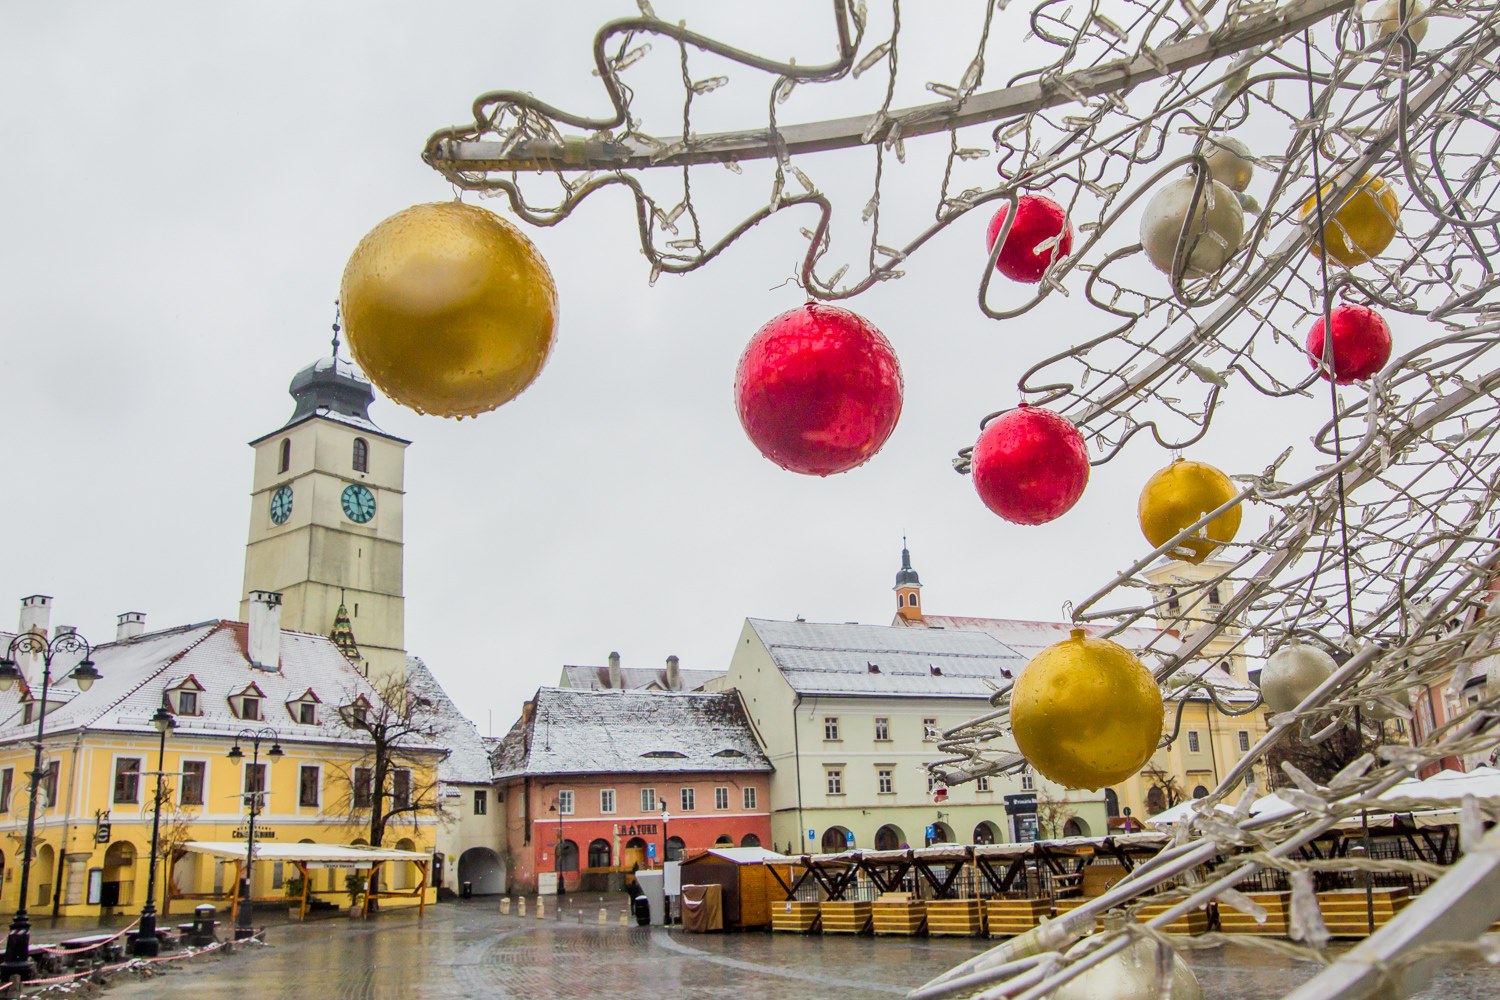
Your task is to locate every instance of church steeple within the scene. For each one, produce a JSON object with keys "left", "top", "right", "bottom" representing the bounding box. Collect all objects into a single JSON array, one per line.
[
  {"left": 329, "top": 596, "right": 362, "bottom": 666},
  {"left": 894, "top": 538, "right": 923, "bottom": 621}
]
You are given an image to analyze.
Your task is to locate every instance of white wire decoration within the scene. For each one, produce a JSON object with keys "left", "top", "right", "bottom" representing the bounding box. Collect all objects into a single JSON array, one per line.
[{"left": 424, "top": 0, "right": 1500, "bottom": 996}]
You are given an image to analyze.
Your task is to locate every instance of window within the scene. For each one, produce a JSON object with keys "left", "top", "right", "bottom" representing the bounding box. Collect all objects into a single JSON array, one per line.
[
  {"left": 927, "top": 773, "right": 938, "bottom": 794},
  {"left": 180, "top": 761, "right": 206, "bottom": 806},
  {"left": 393, "top": 769, "right": 411, "bottom": 809},
  {"left": 1187, "top": 730, "right": 1201, "bottom": 753},
  {"left": 0, "top": 768, "right": 12, "bottom": 812},
  {"left": 353, "top": 766, "right": 373, "bottom": 808},
  {"left": 742, "top": 786, "right": 757, "bottom": 810},
  {"left": 977, "top": 775, "right": 991, "bottom": 792},
  {"left": 908, "top": 593, "right": 918, "bottom": 606},
  {"left": 1021, "top": 770, "right": 1035, "bottom": 791},
  {"left": 239, "top": 697, "right": 261, "bottom": 722},
  {"left": 244, "top": 763, "right": 267, "bottom": 806},
  {"left": 278, "top": 439, "right": 291, "bottom": 473},
  {"left": 1166, "top": 587, "right": 1180, "bottom": 612},
  {"left": 922, "top": 718, "right": 938, "bottom": 742},
  {"left": 474, "top": 790, "right": 488, "bottom": 815},
  {"left": 297, "top": 702, "right": 316, "bottom": 725},
  {"left": 114, "top": 758, "right": 142, "bottom": 804},
  {"left": 714, "top": 786, "right": 729, "bottom": 810},
  {"left": 826, "top": 769, "right": 843, "bottom": 795},
  {"left": 42, "top": 762, "right": 59, "bottom": 808},
  {"left": 823, "top": 717, "right": 840, "bottom": 741},
  {"left": 1238, "top": 730, "right": 1251, "bottom": 753},
  {"left": 877, "top": 768, "right": 894, "bottom": 794},
  {"left": 352, "top": 438, "right": 369, "bottom": 473},
  {"left": 557, "top": 789, "right": 574, "bottom": 815},
  {"left": 177, "top": 690, "right": 199, "bottom": 716},
  {"left": 600, "top": 789, "right": 616, "bottom": 814},
  {"left": 680, "top": 787, "right": 695, "bottom": 811},
  {"left": 298, "top": 766, "right": 320, "bottom": 808},
  {"left": 874, "top": 717, "right": 890, "bottom": 741},
  {"left": 347, "top": 700, "right": 369, "bottom": 726},
  {"left": 640, "top": 788, "right": 657, "bottom": 812}
]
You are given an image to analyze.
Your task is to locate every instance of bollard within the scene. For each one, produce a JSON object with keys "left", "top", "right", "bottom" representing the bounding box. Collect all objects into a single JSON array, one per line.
[
  {"left": 619, "top": 910, "right": 629, "bottom": 926},
  {"left": 598, "top": 907, "right": 607, "bottom": 925},
  {"left": 536, "top": 896, "right": 545, "bottom": 919},
  {"left": 518, "top": 897, "right": 527, "bottom": 917},
  {"left": 500, "top": 897, "right": 511, "bottom": 915}
]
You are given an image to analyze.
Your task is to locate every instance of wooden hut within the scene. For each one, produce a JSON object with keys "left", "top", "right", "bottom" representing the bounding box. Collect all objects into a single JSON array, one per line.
[{"left": 678, "top": 847, "right": 792, "bottom": 930}]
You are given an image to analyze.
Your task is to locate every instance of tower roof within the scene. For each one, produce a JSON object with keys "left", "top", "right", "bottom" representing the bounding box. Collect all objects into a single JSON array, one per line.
[
  {"left": 895, "top": 538, "right": 922, "bottom": 588},
  {"left": 249, "top": 356, "right": 408, "bottom": 445}
]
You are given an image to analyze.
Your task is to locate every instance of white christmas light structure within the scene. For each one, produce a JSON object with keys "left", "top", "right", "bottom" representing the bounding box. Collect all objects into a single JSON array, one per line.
[{"left": 420, "top": 1, "right": 1500, "bottom": 997}]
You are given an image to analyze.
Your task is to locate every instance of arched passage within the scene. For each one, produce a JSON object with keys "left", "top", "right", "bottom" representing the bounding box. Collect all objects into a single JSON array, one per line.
[
  {"left": 587, "top": 839, "right": 612, "bottom": 868},
  {"left": 457, "top": 847, "right": 505, "bottom": 895},
  {"left": 972, "top": 821, "right": 1001, "bottom": 845},
  {"left": 1192, "top": 785, "right": 1210, "bottom": 799},
  {"left": 623, "top": 837, "right": 647, "bottom": 870},
  {"left": 665, "top": 837, "right": 685, "bottom": 862},
  {"left": 874, "top": 824, "right": 905, "bottom": 852},
  {"left": 1063, "top": 817, "right": 1091, "bottom": 838},
  {"left": 1104, "top": 789, "right": 1120, "bottom": 817},
  {"left": 34, "top": 844, "right": 55, "bottom": 907},
  {"left": 392, "top": 838, "right": 419, "bottom": 890},
  {"left": 928, "top": 822, "right": 954, "bottom": 846},
  {"left": 821, "top": 826, "right": 852, "bottom": 853},
  {"left": 739, "top": 833, "right": 761, "bottom": 848},
  {"left": 103, "top": 841, "right": 136, "bottom": 908},
  {"left": 1146, "top": 786, "right": 1167, "bottom": 814},
  {"left": 558, "top": 840, "right": 580, "bottom": 872}
]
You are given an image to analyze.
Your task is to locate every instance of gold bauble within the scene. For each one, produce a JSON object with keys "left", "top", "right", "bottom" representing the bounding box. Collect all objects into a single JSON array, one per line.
[
  {"left": 340, "top": 201, "right": 559, "bottom": 418},
  {"left": 1046, "top": 937, "right": 1204, "bottom": 1000},
  {"left": 1300, "top": 175, "right": 1400, "bottom": 268},
  {"left": 1011, "top": 629, "right": 1163, "bottom": 790},
  {"left": 1138, "top": 458, "right": 1242, "bottom": 564}
]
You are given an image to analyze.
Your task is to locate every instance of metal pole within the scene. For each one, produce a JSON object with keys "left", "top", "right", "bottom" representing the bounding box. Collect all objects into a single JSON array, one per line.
[
  {"left": 556, "top": 807, "right": 565, "bottom": 896},
  {"left": 132, "top": 719, "right": 170, "bottom": 956},
  {"left": 236, "top": 740, "right": 259, "bottom": 940},
  {"left": 0, "top": 647, "right": 57, "bottom": 980}
]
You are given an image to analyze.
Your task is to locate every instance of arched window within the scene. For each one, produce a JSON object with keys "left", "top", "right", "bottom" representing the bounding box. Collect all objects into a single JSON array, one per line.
[
  {"left": 739, "top": 833, "right": 761, "bottom": 848},
  {"left": 908, "top": 593, "right": 918, "bottom": 606},
  {"left": 874, "top": 824, "right": 904, "bottom": 852},
  {"left": 1104, "top": 788, "right": 1120, "bottom": 817},
  {"left": 557, "top": 840, "right": 579, "bottom": 872},
  {"left": 1192, "top": 785, "right": 1210, "bottom": 799},
  {"left": 587, "top": 839, "right": 612, "bottom": 868},
  {"left": 352, "top": 437, "right": 369, "bottom": 473},
  {"left": 972, "top": 822, "right": 1000, "bottom": 845},
  {"left": 1063, "top": 817, "right": 1090, "bottom": 838},
  {"left": 665, "top": 836, "right": 685, "bottom": 862},
  {"left": 278, "top": 439, "right": 291, "bottom": 473},
  {"left": 1146, "top": 786, "right": 1167, "bottom": 814},
  {"left": 714, "top": 835, "right": 734, "bottom": 847}
]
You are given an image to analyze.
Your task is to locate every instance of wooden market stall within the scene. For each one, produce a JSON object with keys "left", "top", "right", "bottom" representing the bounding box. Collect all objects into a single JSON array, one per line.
[
  {"left": 909, "top": 845, "right": 983, "bottom": 937},
  {"left": 678, "top": 847, "right": 792, "bottom": 930},
  {"left": 766, "top": 856, "right": 822, "bottom": 933}
]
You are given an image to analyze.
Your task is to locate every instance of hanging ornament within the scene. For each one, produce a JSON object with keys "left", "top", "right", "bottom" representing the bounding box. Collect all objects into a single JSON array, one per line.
[
  {"left": 985, "top": 195, "right": 1075, "bottom": 283},
  {"left": 1044, "top": 937, "right": 1204, "bottom": 1000},
  {"left": 734, "top": 304, "right": 903, "bottom": 476},
  {"left": 971, "top": 405, "right": 1090, "bottom": 525},
  {"left": 1260, "top": 640, "right": 1337, "bottom": 714},
  {"left": 1140, "top": 175, "right": 1245, "bottom": 278},
  {"left": 1203, "top": 136, "right": 1255, "bottom": 193},
  {"left": 1301, "top": 174, "right": 1401, "bottom": 267},
  {"left": 1305, "top": 304, "right": 1393, "bottom": 383},
  {"left": 1011, "top": 629, "right": 1164, "bottom": 790},
  {"left": 1138, "top": 459, "right": 1242, "bottom": 564},
  {"left": 1368, "top": 0, "right": 1429, "bottom": 44},
  {"left": 340, "top": 202, "right": 559, "bottom": 418}
]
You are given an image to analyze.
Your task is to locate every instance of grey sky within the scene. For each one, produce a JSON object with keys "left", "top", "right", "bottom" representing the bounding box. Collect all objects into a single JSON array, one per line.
[{"left": 2, "top": 2, "right": 1331, "bottom": 735}]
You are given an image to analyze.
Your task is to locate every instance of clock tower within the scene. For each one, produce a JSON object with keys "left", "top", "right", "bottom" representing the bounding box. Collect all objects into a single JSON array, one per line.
[{"left": 241, "top": 355, "right": 410, "bottom": 683}]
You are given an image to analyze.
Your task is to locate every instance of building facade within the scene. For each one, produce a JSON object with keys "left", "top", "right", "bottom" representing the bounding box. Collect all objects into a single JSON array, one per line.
[{"left": 493, "top": 688, "right": 771, "bottom": 892}]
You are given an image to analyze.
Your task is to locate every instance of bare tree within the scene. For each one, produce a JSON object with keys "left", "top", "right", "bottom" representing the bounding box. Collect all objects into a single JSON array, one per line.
[
  {"left": 328, "top": 672, "right": 447, "bottom": 910},
  {"left": 1034, "top": 787, "right": 1074, "bottom": 839},
  {"left": 1140, "top": 763, "right": 1185, "bottom": 815},
  {"left": 1265, "top": 719, "right": 1385, "bottom": 787}
]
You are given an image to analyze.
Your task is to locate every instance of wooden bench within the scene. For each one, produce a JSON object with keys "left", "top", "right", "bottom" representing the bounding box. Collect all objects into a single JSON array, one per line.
[{"left": 1052, "top": 873, "right": 1084, "bottom": 899}]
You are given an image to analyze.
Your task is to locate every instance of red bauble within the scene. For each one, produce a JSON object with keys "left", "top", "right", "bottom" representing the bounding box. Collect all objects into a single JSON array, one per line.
[
  {"left": 985, "top": 195, "right": 1075, "bottom": 283},
  {"left": 735, "top": 304, "right": 904, "bottom": 476},
  {"left": 1305, "top": 304, "right": 1392, "bottom": 384},
  {"left": 971, "top": 405, "right": 1090, "bottom": 525}
]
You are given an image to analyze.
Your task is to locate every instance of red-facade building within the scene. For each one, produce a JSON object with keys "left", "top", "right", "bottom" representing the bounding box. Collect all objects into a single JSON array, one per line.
[{"left": 493, "top": 687, "right": 772, "bottom": 892}]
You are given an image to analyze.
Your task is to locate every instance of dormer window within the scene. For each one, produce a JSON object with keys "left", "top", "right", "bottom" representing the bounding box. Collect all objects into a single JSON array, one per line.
[
  {"left": 352, "top": 438, "right": 369, "bottom": 473},
  {"left": 230, "top": 683, "right": 266, "bottom": 721},
  {"left": 342, "top": 695, "right": 372, "bottom": 728},
  {"left": 287, "top": 688, "right": 321, "bottom": 726},
  {"left": 165, "top": 676, "right": 205, "bottom": 717},
  {"left": 178, "top": 691, "right": 199, "bottom": 716}
]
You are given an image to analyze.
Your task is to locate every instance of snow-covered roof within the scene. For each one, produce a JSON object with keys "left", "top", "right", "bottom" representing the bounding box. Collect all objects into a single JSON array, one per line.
[
  {"left": 746, "top": 618, "right": 1024, "bottom": 698},
  {"left": 684, "top": 847, "right": 791, "bottom": 865},
  {"left": 184, "top": 841, "right": 428, "bottom": 862},
  {"left": 0, "top": 621, "right": 438, "bottom": 753},
  {"left": 559, "top": 664, "right": 724, "bottom": 692},
  {"left": 406, "top": 655, "right": 493, "bottom": 785},
  {"left": 492, "top": 688, "right": 771, "bottom": 778}
]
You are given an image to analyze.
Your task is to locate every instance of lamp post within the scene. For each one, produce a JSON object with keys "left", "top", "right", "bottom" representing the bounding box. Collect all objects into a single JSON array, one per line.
[
  {"left": 0, "top": 630, "right": 102, "bottom": 981},
  {"left": 226, "top": 728, "right": 282, "bottom": 940},
  {"left": 547, "top": 800, "right": 566, "bottom": 895},
  {"left": 660, "top": 805, "right": 671, "bottom": 864},
  {"left": 131, "top": 707, "right": 175, "bottom": 957}
]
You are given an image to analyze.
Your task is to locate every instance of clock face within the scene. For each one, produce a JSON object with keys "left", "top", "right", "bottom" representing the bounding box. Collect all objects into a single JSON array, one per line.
[
  {"left": 269, "top": 486, "right": 294, "bottom": 525},
  {"left": 341, "top": 484, "right": 376, "bottom": 524}
]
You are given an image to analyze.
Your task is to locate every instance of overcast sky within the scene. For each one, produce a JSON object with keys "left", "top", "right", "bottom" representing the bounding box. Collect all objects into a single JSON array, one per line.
[{"left": 2, "top": 2, "right": 1343, "bottom": 736}]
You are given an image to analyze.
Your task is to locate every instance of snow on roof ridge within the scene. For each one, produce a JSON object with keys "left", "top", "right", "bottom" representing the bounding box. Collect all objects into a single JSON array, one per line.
[{"left": 78, "top": 622, "right": 221, "bottom": 727}]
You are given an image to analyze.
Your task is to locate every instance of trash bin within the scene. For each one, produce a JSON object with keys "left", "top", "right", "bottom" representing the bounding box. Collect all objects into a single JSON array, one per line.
[
  {"left": 633, "top": 895, "right": 651, "bottom": 926},
  {"left": 461, "top": 881, "right": 473, "bottom": 899},
  {"left": 190, "top": 904, "right": 218, "bottom": 947}
]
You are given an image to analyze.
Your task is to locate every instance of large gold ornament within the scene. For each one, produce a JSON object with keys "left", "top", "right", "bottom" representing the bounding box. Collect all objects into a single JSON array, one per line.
[
  {"left": 1011, "top": 629, "right": 1163, "bottom": 790},
  {"left": 1138, "top": 458, "right": 1242, "bottom": 564},
  {"left": 340, "top": 202, "right": 559, "bottom": 418},
  {"left": 1300, "top": 174, "right": 1400, "bottom": 268}
]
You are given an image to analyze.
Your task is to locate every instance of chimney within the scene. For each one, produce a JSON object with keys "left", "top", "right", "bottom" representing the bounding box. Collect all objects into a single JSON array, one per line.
[
  {"left": 607, "top": 651, "right": 621, "bottom": 690},
  {"left": 247, "top": 591, "right": 283, "bottom": 670},
  {"left": 666, "top": 654, "right": 680, "bottom": 691},
  {"left": 18, "top": 595, "right": 52, "bottom": 637},
  {"left": 116, "top": 612, "right": 146, "bottom": 641}
]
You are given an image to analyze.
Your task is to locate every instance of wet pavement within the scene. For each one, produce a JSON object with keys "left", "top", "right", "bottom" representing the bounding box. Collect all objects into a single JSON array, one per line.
[{"left": 97, "top": 896, "right": 1500, "bottom": 999}]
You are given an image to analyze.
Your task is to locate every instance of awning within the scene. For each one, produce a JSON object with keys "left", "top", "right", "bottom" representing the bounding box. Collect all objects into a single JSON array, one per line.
[{"left": 182, "top": 841, "right": 428, "bottom": 869}]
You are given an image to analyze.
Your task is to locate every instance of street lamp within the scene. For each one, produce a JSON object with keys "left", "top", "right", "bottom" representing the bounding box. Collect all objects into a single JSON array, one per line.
[
  {"left": 548, "top": 801, "right": 565, "bottom": 895},
  {"left": 660, "top": 804, "right": 671, "bottom": 865},
  {"left": 0, "top": 630, "right": 101, "bottom": 981},
  {"left": 226, "top": 728, "right": 282, "bottom": 940},
  {"left": 131, "top": 706, "right": 175, "bottom": 957}
]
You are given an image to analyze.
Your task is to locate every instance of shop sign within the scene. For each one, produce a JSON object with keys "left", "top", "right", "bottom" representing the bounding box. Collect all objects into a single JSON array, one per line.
[
  {"left": 232, "top": 826, "right": 277, "bottom": 839},
  {"left": 615, "top": 823, "right": 658, "bottom": 836},
  {"left": 305, "top": 861, "right": 374, "bottom": 870},
  {"left": 1004, "top": 793, "right": 1038, "bottom": 815}
]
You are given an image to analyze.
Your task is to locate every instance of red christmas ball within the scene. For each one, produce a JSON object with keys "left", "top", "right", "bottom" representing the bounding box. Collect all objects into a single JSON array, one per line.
[
  {"left": 1305, "top": 304, "right": 1392, "bottom": 384},
  {"left": 985, "top": 195, "right": 1074, "bottom": 283},
  {"left": 972, "top": 405, "right": 1090, "bottom": 525},
  {"left": 735, "top": 304, "right": 903, "bottom": 476}
]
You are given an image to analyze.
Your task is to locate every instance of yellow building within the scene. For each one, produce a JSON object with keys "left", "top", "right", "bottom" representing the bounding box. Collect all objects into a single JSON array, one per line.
[{"left": 0, "top": 593, "right": 441, "bottom": 921}]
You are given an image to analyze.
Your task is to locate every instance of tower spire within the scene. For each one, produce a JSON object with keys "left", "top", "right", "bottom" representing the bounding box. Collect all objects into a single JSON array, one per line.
[{"left": 894, "top": 538, "right": 923, "bottom": 622}]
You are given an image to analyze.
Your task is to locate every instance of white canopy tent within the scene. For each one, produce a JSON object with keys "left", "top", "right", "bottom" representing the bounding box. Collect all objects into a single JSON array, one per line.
[{"left": 177, "top": 841, "right": 432, "bottom": 920}]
